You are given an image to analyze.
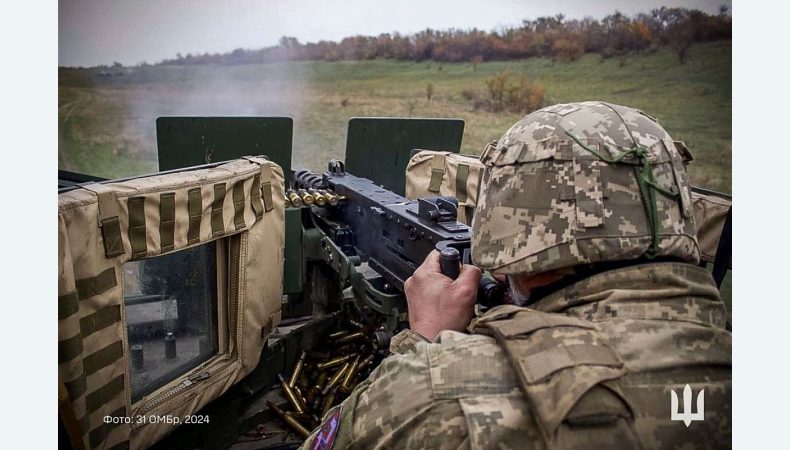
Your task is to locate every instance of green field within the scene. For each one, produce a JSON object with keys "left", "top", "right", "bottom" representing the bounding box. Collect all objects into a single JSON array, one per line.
[{"left": 59, "top": 40, "right": 731, "bottom": 193}]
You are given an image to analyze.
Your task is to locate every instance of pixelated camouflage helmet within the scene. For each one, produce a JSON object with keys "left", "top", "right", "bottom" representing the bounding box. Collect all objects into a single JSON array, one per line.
[{"left": 471, "top": 101, "right": 700, "bottom": 275}]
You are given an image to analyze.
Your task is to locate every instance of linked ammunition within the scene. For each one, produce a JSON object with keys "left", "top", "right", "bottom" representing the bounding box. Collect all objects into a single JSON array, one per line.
[
  {"left": 297, "top": 189, "right": 315, "bottom": 206},
  {"left": 267, "top": 401, "right": 311, "bottom": 439},
  {"left": 308, "top": 189, "right": 328, "bottom": 206},
  {"left": 286, "top": 189, "right": 303, "bottom": 208},
  {"left": 320, "top": 190, "right": 340, "bottom": 206}
]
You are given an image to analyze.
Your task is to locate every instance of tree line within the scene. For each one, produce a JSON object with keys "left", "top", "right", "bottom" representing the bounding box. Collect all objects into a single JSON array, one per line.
[{"left": 160, "top": 7, "right": 730, "bottom": 66}]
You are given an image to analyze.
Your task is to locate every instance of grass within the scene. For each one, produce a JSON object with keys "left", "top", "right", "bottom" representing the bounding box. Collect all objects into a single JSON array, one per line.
[{"left": 59, "top": 40, "right": 731, "bottom": 193}]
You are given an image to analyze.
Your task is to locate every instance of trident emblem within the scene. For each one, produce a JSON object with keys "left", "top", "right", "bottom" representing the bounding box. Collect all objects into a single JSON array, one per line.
[{"left": 670, "top": 384, "right": 705, "bottom": 427}]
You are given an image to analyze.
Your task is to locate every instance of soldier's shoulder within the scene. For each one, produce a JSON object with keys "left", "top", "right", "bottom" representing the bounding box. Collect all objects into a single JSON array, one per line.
[{"left": 429, "top": 330, "right": 520, "bottom": 399}]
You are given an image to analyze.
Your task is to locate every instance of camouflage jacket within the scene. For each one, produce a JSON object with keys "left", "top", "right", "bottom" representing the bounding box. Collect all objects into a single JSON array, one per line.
[{"left": 300, "top": 262, "right": 731, "bottom": 450}]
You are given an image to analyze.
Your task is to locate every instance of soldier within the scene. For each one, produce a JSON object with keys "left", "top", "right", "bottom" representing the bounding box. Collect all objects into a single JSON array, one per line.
[{"left": 300, "top": 101, "right": 731, "bottom": 449}]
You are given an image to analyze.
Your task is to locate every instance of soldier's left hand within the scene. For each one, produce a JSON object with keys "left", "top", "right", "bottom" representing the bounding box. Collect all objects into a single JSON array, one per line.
[{"left": 404, "top": 250, "right": 481, "bottom": 341}]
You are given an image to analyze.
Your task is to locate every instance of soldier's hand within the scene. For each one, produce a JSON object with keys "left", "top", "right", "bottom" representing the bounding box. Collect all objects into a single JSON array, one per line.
[{"left": 404, "top": 250, "right": 481, "bottom": 341}]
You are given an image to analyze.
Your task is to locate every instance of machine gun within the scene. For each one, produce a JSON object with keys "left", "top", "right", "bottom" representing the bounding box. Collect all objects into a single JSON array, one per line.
[{"left": 289, "top": 160, "right": 503, "bottom": 331}]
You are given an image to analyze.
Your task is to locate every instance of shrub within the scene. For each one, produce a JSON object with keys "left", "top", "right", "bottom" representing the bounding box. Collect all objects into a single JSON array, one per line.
[{"left": 481, "top": 70, "right": 546, "bottom": 114}]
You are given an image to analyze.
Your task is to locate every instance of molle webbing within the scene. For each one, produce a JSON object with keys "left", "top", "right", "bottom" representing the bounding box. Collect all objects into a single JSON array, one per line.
[
  {"left": 79, "top": 305, "right": 121, "bottom": 338},
  {"left": 159, "top": 192, "right": 176, "bottom": 253},
  {"left": 428, "top": 153, "right": 446, "bottom": 192},
  {"left": 260, "top": 164, "right": 275, "bottom": 212},
  {"left": 250, "top": 174, "right": 264, "bottom": 219},
  {"left": 83, "top": 341, "right": 123, "bottom": 376},
  {"left": 211, "top": 183, "right": 226, "bottom": 237},
  {"left": 80, "top": 183, "right": 124, "bottom": 258},
  {"left": 64, "top": 372, "right": 87, "bottom": 399},
  {"left": 85, "top": 375, "right": 125, "bottom": 413},
  {"left": 88, "top": 405, "right": 126, "bottom": 448},
  {"left": 520, "top": 344, "right": 621, "bottom": 383},
  {"left": 455, "top": 163, "right": 470, "bottom": 202},
  {"left": 75, "top": 268, "right": 117, "bottom": 300},
  {"left": 59, "top": 292, "right": 79, "bottom": 320},
  {"left": 128, "top": 196, "right": 147, "bottom": 259},
  {"left": 233, "top": 181, "right": 247, "bottom": 230},
  {"left": 187, "top": 187, "right": 202, "bottom": 244}
]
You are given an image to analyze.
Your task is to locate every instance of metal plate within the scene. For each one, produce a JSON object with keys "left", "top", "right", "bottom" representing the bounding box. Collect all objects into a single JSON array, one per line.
[
  {"left": 344, "top": 118, "right": 464, "bottom": 195},
  {"left": 156, "top": 117, "right": 293, "bottom": 184}
]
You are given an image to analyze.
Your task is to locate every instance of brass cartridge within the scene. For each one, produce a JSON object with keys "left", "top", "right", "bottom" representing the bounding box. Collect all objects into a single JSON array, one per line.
[
  {"left": 267, "top": 401, "right": 310, "bottom": 438},
  {"left": 322, "top": 362, "right": 349, "bottom": 396},
  {"left": 289, "top": 351, "right": 307, "bottom": 388},
  {"left": 358, "top": 354, "right": 375, "bottom": 371},
  {"left": 316, "top": 353, "right": 354, "bottom": 371},
  {"left": 278, "top": 373, "right": 306, "bottom": 414},
  {"left": 297, "top": 189, "right": 315, "bottom": 206},
  {"left": 286, "top": 189, "right": 303, "bottom": 208},
  {"left": 308, "top": 189, "right": 328, "bottom": 206},
  {"left": 341, "top": 356, "right": 361, "bottom": 389},
  {"left": 334, "top": 332, "right": 365, "bottom": 346},
  {"left": 320, "top": 190, "right": 340, "bottom": 206}
]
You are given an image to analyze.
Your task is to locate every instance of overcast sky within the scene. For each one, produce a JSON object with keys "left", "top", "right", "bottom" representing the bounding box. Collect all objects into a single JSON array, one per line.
[{"left": 59, "top": 0, "right": 732, "bottom": 67}]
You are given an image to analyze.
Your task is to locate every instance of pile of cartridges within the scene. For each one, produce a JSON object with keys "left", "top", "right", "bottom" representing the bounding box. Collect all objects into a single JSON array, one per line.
[
  {"left": 268, "top": 311, "right": 391, "bottom": 439},
  {"left": 285, "top": 188, "right": 341, "bottom": 208}
]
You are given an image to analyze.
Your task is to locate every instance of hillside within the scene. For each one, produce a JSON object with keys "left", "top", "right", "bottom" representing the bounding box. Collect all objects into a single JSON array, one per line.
[{"left": 59, "top": 40, "right": 731, "bottom": 192}]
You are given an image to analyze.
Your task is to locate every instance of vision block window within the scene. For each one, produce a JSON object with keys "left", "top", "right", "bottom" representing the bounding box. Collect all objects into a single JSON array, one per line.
[{"left": 123, "top": 242, "right": 220, "bottom": 403}]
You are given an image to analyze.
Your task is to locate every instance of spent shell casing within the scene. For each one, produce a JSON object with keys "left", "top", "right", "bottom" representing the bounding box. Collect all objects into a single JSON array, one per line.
[
  {"left": 267, "top": 401, "right": 311, "bottom": 439},
  {"left": 316, "top": 353, "right": 354, "bottom": 371},
  {"left": 321, "top": 389, "right": 337, "bottom": 417},
  {"left": 308, "top": 189, "right": 328, "bottom": 206},
  {"left": 358, "top": 354, "right": 375, "bottom": 371},
  {"left": 328, "top": 330, "right": 349, "bottom": 340},
  {"left": 341, "top": 356, "right": 361, "bottom": 389},
  {"left": 347, "top": 319, "right": 365, "bottom": 330},
  {"left": 297, "top": 189, "right": 315, "bottom": 206},
  {"left": 289, "top": 351, "right": 307, "bottom": 388},
  {"left": 314, "top": 371, "right": 329, "bottom": 392},
  {"left": 278, "top": 373, "right": 305, "bottom": 414},
  {"left": 322, "top": 362, "right": 350, "bottom": 395},
  {"left": 334, "top": 332, "right": 365, "bottom": 346},
  {"left": 286, "top": 189, "right": 303, "bottom": 208}
]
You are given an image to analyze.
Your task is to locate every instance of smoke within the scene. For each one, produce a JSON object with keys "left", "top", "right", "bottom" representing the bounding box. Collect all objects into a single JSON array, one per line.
[{"left": 123, "top": 61, "right": 310, "bottom": 171}]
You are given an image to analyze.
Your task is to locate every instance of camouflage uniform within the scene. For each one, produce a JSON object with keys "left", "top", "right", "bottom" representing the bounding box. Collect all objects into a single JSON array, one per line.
[{"left": 301, "top": 102, "right": 731, "bottom": 449}]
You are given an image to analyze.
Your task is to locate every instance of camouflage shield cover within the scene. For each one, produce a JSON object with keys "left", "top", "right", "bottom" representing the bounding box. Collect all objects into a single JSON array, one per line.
[{"left": 472, "top": 101, "right": 700, "bottom": 275}]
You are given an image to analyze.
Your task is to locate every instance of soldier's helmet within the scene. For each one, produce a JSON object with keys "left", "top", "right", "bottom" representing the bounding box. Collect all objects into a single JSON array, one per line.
[{"left": 471, "top": 101, "right": 700, "bottom": 276}]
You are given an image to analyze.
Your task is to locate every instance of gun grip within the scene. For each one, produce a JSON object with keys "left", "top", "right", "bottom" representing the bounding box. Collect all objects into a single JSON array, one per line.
[{"left": 439, "top": 247, "right": 461, "bottom": 279}]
